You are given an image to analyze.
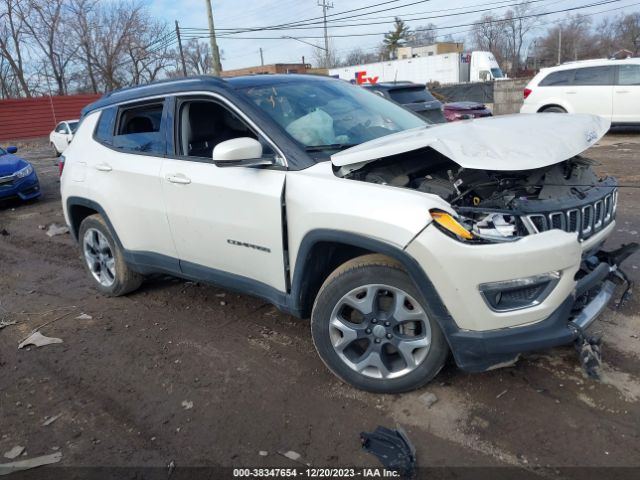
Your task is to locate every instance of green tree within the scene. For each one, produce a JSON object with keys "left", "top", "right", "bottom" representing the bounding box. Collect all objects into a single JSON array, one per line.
[{"left": 383, "top": 17, "right": 411, "bottom": 59}]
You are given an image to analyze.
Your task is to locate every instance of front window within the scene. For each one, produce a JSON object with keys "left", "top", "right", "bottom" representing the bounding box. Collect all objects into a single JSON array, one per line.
[
  {"left": 68, "top": 121, "right": 79, "bottom": 133},
  {"left": 0, "top": 147, "right": 6, "bottom": 156},
  {"left": 491, "top": 67, "right": 504, "bottom": 79},
  {"left": 239, "top": 79, "right": 426, "bottom": 154}
]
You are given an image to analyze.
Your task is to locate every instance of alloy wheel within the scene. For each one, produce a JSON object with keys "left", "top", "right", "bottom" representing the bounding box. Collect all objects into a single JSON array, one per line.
[{"left": 329, "top": 284, "right": 432, "bottom": 379}]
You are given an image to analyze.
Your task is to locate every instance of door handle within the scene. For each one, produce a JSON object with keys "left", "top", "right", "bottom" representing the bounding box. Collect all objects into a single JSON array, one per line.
[
  {"left": 616, "top": 90, "right": 629, "bottom": 94},
  {"left": 96, "top": 163, "right": 112, "bottom": 172},
  {"left": 166, "top": 174, "right": 191, "bottom": 185},
  {"left": 565, "top": 91, "right": 577, "bottom": 94}
]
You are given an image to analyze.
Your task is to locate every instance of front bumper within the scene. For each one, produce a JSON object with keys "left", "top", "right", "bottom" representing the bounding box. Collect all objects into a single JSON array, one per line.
[
  {"left": 0, "top": 171, "right": 41, "bottom": 201},
  {"left": 406, "top": 222, "right": 636, "bottom": 372}
]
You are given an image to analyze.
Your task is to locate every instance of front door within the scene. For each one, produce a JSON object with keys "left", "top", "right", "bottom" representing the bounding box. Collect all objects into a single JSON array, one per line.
[{"left": 161, "top": 96, "right": 288, "bottom": 292}]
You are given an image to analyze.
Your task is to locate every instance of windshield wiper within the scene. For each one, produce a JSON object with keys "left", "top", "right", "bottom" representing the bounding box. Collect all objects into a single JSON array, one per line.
[{"left": 304, "top": 143, "right": 356, "bottom": 152}]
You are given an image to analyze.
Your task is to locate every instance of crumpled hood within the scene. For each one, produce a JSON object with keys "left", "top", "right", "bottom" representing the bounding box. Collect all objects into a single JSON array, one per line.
[
  {"left": 0, "top": 154, "right": 28, "bottom": 177},
  {"left": 332, "top": 113, "right": 610, "bottom": 172}
]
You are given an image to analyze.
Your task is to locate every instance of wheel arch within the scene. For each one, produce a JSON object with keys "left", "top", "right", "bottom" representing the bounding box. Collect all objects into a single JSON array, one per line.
[
  {"left": 289, "top": 230, "right": 454, "bottom": 333},
  {"left": 66, "top": 197, "right": 123, "bottom": 248},
  {"left": 538, "top": 103, "right": 568, "bottom": 113}
]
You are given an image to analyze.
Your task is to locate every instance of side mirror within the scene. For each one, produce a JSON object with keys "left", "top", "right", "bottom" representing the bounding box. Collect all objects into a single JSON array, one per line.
[
  {"left": 7, "top": 146, "right": 17, "bottom": 154},
  {"left": 212, "top": 137, "right": 274, "bottom": 167}
]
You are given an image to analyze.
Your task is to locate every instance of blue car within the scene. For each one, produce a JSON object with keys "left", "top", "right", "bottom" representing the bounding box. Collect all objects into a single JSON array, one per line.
[{"left": 0, "top": 145, "right": 41, "bottom": 201}]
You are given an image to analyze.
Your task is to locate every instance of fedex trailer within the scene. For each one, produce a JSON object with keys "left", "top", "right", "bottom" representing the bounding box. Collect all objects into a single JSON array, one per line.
[{"left": 329, "top": 51, "right": 504, "bottom": 85}]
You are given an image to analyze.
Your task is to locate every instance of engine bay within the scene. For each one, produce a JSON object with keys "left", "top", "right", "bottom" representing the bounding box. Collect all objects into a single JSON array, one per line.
[{"left": 340, "top": 147, "right": 617, "bottom": 242}]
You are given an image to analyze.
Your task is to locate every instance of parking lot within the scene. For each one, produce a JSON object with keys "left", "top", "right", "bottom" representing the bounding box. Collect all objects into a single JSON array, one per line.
[{"left": 1, "top": 134, "right": 639, "bottom": 477}]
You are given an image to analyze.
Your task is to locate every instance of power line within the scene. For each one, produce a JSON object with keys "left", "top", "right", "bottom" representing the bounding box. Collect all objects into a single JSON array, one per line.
[
  {"left": 183, "top": 0, "right": 563, "bottom": 33},
  {"left": 180, "top": 0, "right": 627, "bottom": 40},
  {"left": 182, "top": 0, "right": 434, "bottom": 35}
]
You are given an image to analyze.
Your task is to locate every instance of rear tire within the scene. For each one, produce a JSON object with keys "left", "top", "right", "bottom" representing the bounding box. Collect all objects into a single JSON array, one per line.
[
  {"left": 311, "top": 254, "right": 449, "bottom": 393},
  {"left": 541, "top": 106, "right": 567, "bottom": 113},
  {"left": 78, "top": 214, "right": 143, "bottom": 296}
]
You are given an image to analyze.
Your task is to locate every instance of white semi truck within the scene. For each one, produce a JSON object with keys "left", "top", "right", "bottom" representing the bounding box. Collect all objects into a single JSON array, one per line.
[{"left": 329, "top": 51, "right": 504, "bottom": 85}]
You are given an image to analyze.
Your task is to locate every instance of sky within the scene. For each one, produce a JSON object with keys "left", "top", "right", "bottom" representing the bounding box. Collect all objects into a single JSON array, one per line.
[{"left": 147, "top": 0, "right": 640, "bottom": 70}]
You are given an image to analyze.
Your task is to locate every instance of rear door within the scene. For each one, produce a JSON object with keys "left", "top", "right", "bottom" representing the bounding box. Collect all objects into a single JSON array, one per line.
[
  {"left": 613, "top": 63, "right": 640, "bottom": 123},
  {"left": 86, "top": 100, "right": 178, "bottom": 264},
  {"left": 160, "top": 95, "right": 288, "bottom": 292},
  {"left": 568, "top": 66, "right": 614, "bottom": 119}
]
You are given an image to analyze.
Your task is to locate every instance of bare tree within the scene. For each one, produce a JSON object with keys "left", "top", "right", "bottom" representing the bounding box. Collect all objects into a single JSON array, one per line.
[
  {"left": 341, "top": 47, "right": 378, "bottom": 66},
  {"left": 311, "top": 40, "right": 339, "bottom": 68},
  {"left": 472, "top": 14, "right": 508, "bottom": 66},
  {"left": 408, "top": 23, "right": 437, "bottom": 47},
  {"left": 0, "top": 0, "right": 32, "bottom": 96},
  {"left": 502, "top": 2, "right": 538, "bottom": 73},
  {"left": 617, "top": 12, "right": 640, "bottom": 55}
]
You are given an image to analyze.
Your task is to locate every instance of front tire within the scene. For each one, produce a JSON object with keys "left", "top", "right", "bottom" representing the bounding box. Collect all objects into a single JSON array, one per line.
[
  {"left": 78, "top": 214, "right": 143, "bottom": 296},
  {"left": 311, "top": 254, "right": 449, "bottom": 393},
  {"left": 51, "top": 142, "right": 61, "bottom": 157}
]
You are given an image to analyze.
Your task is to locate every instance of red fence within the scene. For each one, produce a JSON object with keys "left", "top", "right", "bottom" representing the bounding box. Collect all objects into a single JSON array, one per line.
[{"left": 0, "top": 94, "right": 101, "bottom": 142}]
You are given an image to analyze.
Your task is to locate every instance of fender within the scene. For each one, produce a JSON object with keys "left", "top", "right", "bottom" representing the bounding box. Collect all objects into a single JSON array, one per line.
[{"left": 289, "top": 229, "right": 458, "bottom": 340}]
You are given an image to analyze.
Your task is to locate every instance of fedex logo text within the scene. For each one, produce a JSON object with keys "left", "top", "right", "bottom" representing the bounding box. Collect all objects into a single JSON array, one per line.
[{"left": 355, "top": 71, "right": 379, "bottom": 85}]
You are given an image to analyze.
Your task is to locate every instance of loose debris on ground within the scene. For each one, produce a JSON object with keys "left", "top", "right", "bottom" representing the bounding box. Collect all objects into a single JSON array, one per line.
[
  {"left": 45, "top": 223, "right": 69, "bottom": 237},
  {"left": 0, "top": 452, "right": 62, "bottom": 476},
  {"left": 361, "top": 426, "right": 416, "bottom": 478},
  {"left": 18, "top": 331, "right": 63, "bottom": 349},
  {"left": 2, "top": 446, "right": 24, "bottom": 460}
]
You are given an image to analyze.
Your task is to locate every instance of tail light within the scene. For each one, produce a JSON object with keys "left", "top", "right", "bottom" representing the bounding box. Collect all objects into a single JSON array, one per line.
[
  {"left": 523, "top": 88, "right": 532, "bottom": 99},
  {"left": 58, "top": 155, "right": 65, "bottom": 177}
]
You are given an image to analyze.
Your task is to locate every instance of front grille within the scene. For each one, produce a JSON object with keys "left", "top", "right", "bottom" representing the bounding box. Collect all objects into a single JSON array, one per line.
[{"left": 523, "top": 190, "right": 617, "bottom": 241}]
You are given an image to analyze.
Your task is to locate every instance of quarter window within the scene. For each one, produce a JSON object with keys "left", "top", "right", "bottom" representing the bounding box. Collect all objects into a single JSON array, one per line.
[
  {"left": 572, "top": 66, "right": 614, "bottom": 86},
  {"left": 617, "top": 64, "right": 640, "bottom": 85},
  {"left": 94, "top": 107, "right": 117, "bottom": 145},
  {"left": 113, "top": 102, "right": 165, "bottom": 154}
]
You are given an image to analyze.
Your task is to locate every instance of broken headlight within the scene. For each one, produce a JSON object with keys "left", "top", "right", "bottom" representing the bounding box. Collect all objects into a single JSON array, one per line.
[{"left": 430, "top": 209, "right": 520, "bottom": 243}]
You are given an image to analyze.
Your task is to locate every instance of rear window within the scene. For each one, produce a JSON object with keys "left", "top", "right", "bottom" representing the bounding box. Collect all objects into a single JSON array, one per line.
[
  {"left": 113, "top": 103, "right": 165, "bottom": 155},
  {"left": 572, "top": 66, "right": 614, "bottom": 86},
  {"left": 539, "top": 69, "right": 575, "bottom": 86},
  {"left": 388, "top": 87, "right": 437, "bottom": 104},
  {"left": 617, "top": 64, "right": 640, "bottom": 85}
]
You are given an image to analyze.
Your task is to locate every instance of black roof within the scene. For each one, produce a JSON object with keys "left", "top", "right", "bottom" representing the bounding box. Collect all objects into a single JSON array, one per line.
[{"left": 81, "top": 74, "right": 337, "bottom": 116}]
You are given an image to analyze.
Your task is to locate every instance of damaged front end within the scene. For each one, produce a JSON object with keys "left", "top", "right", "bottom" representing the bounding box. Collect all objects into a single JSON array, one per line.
[
  {"left": 341, "top": 148, "right": 618, "bottom": 247},
  {"left": 331, "top": 114, "right": 638, "bottom": 376}
]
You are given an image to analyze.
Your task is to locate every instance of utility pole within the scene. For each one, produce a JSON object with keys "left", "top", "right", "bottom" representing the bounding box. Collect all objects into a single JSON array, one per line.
[
  {"left": 557, "top": 27, "right": 562, "bottom": 65},
  {"left": 204, "top": 0, "right": 223, "bottom": 76},
  {"left": 259, "top": 47, "right": 264, "bottom": 66},
  {"left": 175, "top": 21, "right": 188, "bottom": 77},
  {"left": 317, "top": 0, "right": 333, "bottom": 67}
]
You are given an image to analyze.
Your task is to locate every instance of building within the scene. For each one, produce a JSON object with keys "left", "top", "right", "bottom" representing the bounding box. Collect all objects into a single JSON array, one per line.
[
  {"left": 396, "top": 42, "right": 464, "bottom": 59},
  {"left": 221, "top": 63, "right": 310, "bottom": 77}
]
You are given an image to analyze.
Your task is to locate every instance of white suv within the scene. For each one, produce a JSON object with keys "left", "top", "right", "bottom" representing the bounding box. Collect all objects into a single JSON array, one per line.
[
  {"left": 521, "top": 58, "right": 640, "bottom": 125},
  {"left": 60, "top": 75, "right": 636, "bottom": 393}
]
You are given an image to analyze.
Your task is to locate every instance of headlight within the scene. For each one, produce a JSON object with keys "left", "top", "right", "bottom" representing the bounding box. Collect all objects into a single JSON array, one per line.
[
  {"left": 430, "top": 209, "right": 520, "bottom": 243},
  {"left": 15, "top": 164, "right": 33, "bottom": 179}
]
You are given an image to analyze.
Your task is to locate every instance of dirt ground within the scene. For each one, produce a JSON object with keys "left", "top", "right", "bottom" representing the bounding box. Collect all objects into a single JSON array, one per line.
[{"left": 1, "top": 133, "right": 639, "bottom": 479}]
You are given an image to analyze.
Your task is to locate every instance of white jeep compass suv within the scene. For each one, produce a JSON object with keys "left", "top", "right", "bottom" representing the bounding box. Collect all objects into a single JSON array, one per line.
[{"left": 60, "top": 75, "right": 636, "bottom": 393}]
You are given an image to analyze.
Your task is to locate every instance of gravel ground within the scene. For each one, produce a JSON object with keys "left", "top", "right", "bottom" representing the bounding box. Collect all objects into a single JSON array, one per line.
[{"left": 0, "top": 133, "right": 639, "bottom": 479}]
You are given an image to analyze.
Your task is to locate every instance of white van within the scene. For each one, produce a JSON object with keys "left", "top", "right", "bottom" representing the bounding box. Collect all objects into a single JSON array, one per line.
[{"left": 520, "top": 58, "right": 640, "bottom": 125}]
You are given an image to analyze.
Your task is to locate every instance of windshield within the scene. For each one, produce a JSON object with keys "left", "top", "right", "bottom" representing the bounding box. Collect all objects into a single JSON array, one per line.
[
  {"left": 491, "top": 67, "right": 504, "bottom": 79},
  {"left": 239, "top": 79, "right": 426, "bottom": 153},
  {"left": 388, "top": 87, "right": 437, "bottom": 104},
  {"left": 0, "top": 147, "right": 6, "bottom": 156},
  {"left": 69, "top": 121, "right": 79, "bottom": 133}
]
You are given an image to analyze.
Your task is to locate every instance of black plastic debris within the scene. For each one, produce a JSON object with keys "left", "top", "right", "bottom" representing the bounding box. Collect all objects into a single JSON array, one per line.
[
  {"left": 360, "top": 426, "right": 416, "bottom": 478},
  {"left": 0, "top": 228, "right": 9, "bottom": 236}
]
